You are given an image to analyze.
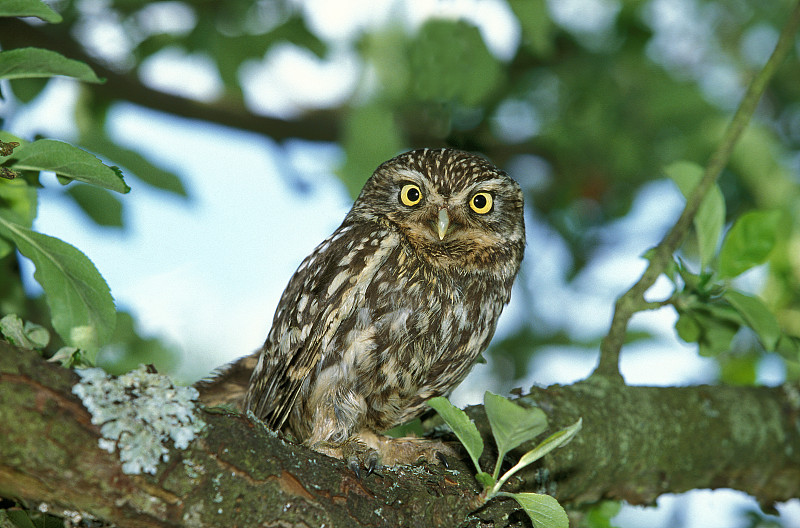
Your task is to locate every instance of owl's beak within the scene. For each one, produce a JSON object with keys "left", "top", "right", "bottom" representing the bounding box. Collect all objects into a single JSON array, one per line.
[{"left": 437, "top": 208, "right": 450, "bottom": 240}]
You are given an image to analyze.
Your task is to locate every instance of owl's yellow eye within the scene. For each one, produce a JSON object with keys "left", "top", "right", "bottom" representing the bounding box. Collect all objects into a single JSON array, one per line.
[
  {"left": 469, "top": 192, "right": 493, "bottom": 214},
  {"left": 400, "top": 184, "right": 422, "bottom": 206}
]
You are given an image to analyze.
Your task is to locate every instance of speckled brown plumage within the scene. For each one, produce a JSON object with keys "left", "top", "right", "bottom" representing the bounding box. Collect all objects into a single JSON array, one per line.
[{"left": 243, "top": 148, "right": 525, "bottom": 467}]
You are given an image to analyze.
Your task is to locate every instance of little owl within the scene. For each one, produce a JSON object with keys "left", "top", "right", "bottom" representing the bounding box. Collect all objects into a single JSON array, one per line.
[{"left": 203, "top": 148, "right": 525, "bottom": 474}]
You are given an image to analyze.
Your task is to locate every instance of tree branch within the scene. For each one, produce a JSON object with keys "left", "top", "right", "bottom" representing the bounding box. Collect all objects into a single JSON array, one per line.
[
  {"left": 592, "top": 0, "right": 800, "bottom": 380},
  {"left": 0, "top": 18, "right": 342, "bottom": 143},
  {"left": 2, "top": 342, "right": 799, "bottom": 527}
]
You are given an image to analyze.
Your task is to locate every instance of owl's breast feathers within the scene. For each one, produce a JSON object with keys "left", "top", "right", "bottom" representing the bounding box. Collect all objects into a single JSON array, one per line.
[{"left": 245, "top": 217, "right": 519, "bottom": 439}]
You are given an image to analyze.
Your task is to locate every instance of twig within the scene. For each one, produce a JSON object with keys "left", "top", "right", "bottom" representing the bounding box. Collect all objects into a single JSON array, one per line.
[{"left": 591, "top": 0, "right": 800, "bottom": 381}]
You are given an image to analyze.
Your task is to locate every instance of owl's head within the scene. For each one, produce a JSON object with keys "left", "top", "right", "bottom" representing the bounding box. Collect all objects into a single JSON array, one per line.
[{"left": 349, "top": 148, "right": 525, "bottom": 274}]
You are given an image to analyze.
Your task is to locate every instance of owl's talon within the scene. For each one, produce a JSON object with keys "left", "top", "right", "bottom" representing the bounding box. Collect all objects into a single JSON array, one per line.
[
  {"left": 365, "top": 452, "right": 379, "bottom": 476},
  {"left": 347, "top": 456, "right": 362, "bottom": 479}
]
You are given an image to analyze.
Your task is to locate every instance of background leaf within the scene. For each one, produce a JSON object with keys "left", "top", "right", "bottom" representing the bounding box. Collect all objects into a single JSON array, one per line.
[
  {"left": 79, "top": 132, "right": 187, "bottom": 196},
  {"left": 427, "top": 396, "right": 484, "bottom": 472},
  {"left": 724, "top": 290, "right": 781, "bottom": 351},
  {"left": 718, "top": 210, "right": 782, "bottom": 279},
  {"left": 0, "top": 211, "right": 115, "bottom": 359},
  {"left": 66, "top": 185, "right": 124, "bottom": 227},
  {"left": 665, "top": 161, "right": 726, "bottom": 269},
  {"left": 407, "top": 19, "right": 501, "bottom": 106}
]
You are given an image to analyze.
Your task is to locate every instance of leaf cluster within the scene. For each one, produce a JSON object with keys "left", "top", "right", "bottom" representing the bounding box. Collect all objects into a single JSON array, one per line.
[
  {"left": 660, "top": 161, "right": 799, "bottom": 383},
  {"left": 0, "top": 1, "right": 179, "bottom": 368},
  {"left": 428, "top": 393, "right": 581, "bottom": 528}
]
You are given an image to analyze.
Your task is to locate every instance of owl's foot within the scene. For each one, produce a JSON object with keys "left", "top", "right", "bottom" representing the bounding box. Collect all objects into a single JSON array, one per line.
[
  {"left": 311, "top": 430, "right": 458, "bottom": 478},
  {"left": 313, "top": 430, "right": 458, "bottom": 477},
  {"left": 310, "top": 438, "right": 378, "bottom": 478}
]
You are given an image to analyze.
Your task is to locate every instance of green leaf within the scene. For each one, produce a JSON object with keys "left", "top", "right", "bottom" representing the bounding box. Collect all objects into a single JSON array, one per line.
[
  {"left": 724, "top": 290, "right": 781, "bottom": 351},
  {"left": 718, "top": 350, "right": 758, "bottom": 386},
  {"left": 0, "top": 314, "right": 49, "bottom": 349},
  {"left": 0, "top": 0, "right": 62, "bottom": 22},
  {"left": 508, "top": 0, "right": 555, "bottom": 57},
  {"left": 339, "top": 103, "right": 404, "bottom": 198},
  {"left": 0, "top": 211, "right": 115, "bottom": 358},
  {"left": 484, "top": 391, "right": 548, "bottom": 479},
  {"left": 383, "top": 418, "right": 424, "bottom": 438},
  {"left": 427, "top": 396, "right": 484, "bottom": 472},
  {"left": 0, "top": 48, "right": 102, "bottom": 83},
  {"left": 5, "top": 510, "right": 39, "bottom": 528},
  {"left": 66, "top": 185, "right": 124, "bottom": 227},
  {"left": 48, "top": 346, "right": 82, "bottom": 367},
  {"left": 696, "top": 315, "right": 739, "bottom": 357},
  {"left": 718, "top": 210, "right": 782, "bottom": 279},
  {"left": 512, "top": 492, "right": 569, "bottom": 528},
  {"left": 584, "top": 501, "right": 623, "bottom": 528},
  {"left": 665, "top": 161, "right": 725, "bottom": 269},
  {"left": 9, "top": 77, "right": 50, "bottom": 103},
  {"left": 5, "top": 139, "right": 130, "bottom": 193},
  {"left": 0, "top": 177, "right": 37, "bottom": 227},
  {"left": 776, "top": 334, "right": 800, "bottom": 362},
  {"left": 675, "top": 313, "right": 701, "bottom": 343},
  {"left": 495, "top": 418, "right": 582, "bottom": 493},
  {"left": 408, "top": 19, "right": 501, "bottom": 106}
]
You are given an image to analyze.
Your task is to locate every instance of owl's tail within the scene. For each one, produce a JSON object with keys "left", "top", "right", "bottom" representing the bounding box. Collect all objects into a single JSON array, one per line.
[{"left": 193, "top": 352, "right": 259, "bottom": 410}]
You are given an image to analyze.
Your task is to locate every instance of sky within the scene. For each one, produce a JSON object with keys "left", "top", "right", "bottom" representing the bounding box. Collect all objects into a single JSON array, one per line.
[{"left": 3, "top": 0, "right": 799, "bottom": 526}]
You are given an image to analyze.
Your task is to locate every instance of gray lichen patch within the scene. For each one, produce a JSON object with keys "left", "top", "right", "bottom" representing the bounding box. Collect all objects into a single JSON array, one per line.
[{"left": 72, "top": 366, "right": 206, "bottom": 475}]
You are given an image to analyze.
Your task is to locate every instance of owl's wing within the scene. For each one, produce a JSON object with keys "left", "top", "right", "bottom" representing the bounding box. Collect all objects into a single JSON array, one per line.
[{"left": 245, "top": 222, "right": 397, "bottom": 431}]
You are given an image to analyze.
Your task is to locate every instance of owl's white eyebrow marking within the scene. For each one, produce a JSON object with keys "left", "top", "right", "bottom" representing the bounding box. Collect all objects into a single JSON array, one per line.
[{"left": 394, "top": 168, "right": 425, "bottom": 182}]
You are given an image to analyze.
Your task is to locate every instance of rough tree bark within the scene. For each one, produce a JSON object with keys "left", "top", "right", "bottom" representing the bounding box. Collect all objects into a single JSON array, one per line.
[{"left": 2, "top": 340, "right": 799, "bottom": 527}]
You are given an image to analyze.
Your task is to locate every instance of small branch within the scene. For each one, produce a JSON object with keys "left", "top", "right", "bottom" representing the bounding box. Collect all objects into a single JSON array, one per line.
[{"left": 592, "top": 0, "right": 800, "bottom": 381}]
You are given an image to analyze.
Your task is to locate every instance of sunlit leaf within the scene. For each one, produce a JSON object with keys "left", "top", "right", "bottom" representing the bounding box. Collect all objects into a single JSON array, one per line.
[
  {"left": 0, "top": 211, "right": 115, "bottom": 358},
  {"left": 718, "top": 210, "right": 782, "bottom": 279},
  {"left": 0, "top": 48, "right": 102, "bottom": 83},
  {"left": 512, "top": 492, "right": 569, "bottom": 528},
  {"left": 427, "top": 396, "right": 484, "bottom": 472},
  {"left": 5, "top": 139, "right": 129, "bottom": 193}
]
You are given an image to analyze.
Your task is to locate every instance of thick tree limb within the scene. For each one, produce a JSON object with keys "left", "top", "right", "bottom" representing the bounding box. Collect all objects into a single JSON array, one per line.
[{"left": 1, "top": 342, "right": 799, "bottom": 527}]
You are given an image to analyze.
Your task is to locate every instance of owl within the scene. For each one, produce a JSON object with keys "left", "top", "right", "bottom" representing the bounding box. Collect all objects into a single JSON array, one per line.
[{"left": 243, "top": 148, "right": 525, "bottom": 473}]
